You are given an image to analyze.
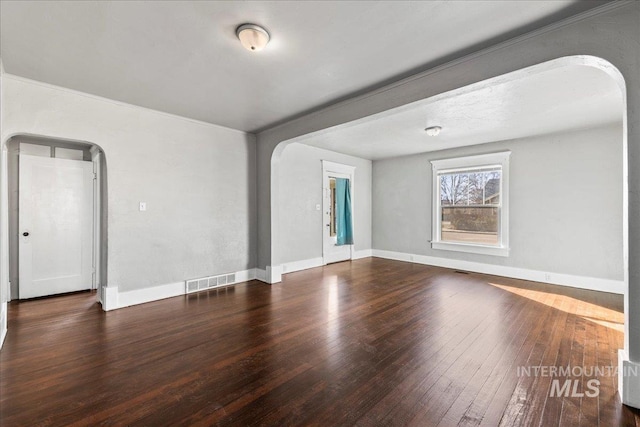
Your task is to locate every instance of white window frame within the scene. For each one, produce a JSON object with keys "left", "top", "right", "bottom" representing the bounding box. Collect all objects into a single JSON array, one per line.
[{"left": 431, "top": 151, "right": 511, "bottom": 257}]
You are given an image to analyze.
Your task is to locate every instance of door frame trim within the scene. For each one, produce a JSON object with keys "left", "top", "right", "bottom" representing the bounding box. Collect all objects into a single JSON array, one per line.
[{"left": 90, "top": 147, "right": 101, "bottom": 295}]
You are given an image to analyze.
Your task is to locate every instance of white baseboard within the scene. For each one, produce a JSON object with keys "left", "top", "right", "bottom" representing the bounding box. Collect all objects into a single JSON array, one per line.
[
  {"left": 267, "top": 265, "right": 282, "bottom": 284},
  {"left": 234, "top": 269, "right": 256, "bottom": 283},
  {"left": 254, "top": 266, "right": 280, "bottom": 284},
  {"left": 372, "top": 249, "right": 625, "bottom": 295},
  {"left": 0, "top": 303, "right": 7, "bottom": 350},
  {"left": 101, "top": 268, "right": 258, "bottom": 311},
  {"left": 282, "top": 257, "right": 324, "bottom": 274},
  {"left": 118, "top": 281, "right": 185, "bottom": 309},
  {"left": 103, "top": 286, "right": 118, "bottom": 311},
  {"left": 276, "top": 249, "right": 373, "bottom": 279},
  {"left": 353, "top": 249, "right": 373, "bottom": 259},
  {"left": 619, "top": 349, "right": 640, "bottom": 409},
  {"left": 255, "top": 268, "right": 268, "bottom": 283}
]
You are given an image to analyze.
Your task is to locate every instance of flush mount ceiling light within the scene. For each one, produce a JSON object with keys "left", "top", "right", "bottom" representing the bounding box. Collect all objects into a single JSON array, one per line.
[
  {"left": 425, "top": 126, "right": 442, "bottom": 137},
  {"left": 236, "top": 24, "right": 270, "bottom": 52}
]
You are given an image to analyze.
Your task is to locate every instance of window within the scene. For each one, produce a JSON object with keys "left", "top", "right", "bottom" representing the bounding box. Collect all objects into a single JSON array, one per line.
[{"left": 431, "top": 152, "right": 510, "bottom": 257}]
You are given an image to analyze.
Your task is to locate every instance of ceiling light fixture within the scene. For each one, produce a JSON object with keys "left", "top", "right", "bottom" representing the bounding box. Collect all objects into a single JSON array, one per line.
[
  {"left": 425, "top": 126, "right": 442, "bottom": 137},
  {"left": 236, "top": 24, "right": 270, "bottom": 52}
]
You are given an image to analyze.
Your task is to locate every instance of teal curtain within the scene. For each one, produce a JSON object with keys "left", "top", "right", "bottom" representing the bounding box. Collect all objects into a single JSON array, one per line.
[{"left": 335, "top": 178, "right": 354, "bottom": 245}]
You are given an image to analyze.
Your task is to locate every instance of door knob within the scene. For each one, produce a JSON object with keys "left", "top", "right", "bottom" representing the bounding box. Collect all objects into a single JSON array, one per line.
[{"left": 23, "top": 232, "right": 29, "bottom": 237}]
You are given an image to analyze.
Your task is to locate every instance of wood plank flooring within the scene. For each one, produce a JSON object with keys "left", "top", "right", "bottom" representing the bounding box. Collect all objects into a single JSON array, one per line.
[{"left": 1, "top": 257, "right": 639, "bottom": 426}]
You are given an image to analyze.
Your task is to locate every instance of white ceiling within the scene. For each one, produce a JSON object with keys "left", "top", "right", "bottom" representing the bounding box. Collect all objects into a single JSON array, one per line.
[
  {"left": 0, "top": 0, "right": 610, "bottom": 133},
  {"left": 297, "top": 64, "right": 623, "bottom": 160}
]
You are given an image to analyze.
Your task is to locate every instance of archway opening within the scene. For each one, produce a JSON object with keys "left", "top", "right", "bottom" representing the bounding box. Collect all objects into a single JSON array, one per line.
[
  {"left": 4, "top": 134, "right": 108, "bottom": 306},
  {"left": 270, "top": 53, "right": 628, "bottom": 362}
]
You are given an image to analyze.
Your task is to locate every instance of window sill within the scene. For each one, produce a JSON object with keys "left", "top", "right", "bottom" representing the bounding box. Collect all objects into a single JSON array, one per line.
[{"left": 431, "top": 241, "right": 510, "bottom": 257}]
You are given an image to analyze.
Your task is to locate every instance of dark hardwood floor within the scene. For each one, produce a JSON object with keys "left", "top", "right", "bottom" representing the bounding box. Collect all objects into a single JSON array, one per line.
[{"left": 1, "top": 257, "right": 638, "bottom": 426}]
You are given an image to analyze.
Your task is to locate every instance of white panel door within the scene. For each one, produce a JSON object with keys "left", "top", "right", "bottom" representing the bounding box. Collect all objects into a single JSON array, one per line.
[
  {"left": 19, "top": 155, "right": 94, "bottom": 299},
  {"left": 323, "top": 171, "right": 353, "bottom": 265}
]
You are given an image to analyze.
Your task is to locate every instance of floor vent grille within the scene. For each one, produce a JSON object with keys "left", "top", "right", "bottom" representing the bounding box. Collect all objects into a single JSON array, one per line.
[{"left": 185, "top": 272, "right": 238, "bottom": 294}]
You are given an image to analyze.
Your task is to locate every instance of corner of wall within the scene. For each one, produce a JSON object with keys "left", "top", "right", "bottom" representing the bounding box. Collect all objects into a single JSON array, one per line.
[
  {"left": 101, "top": 286, "right": 119, "bottom": 311},
  {"left": 619, "top": 349, "right": 640, "bottom": 408},
  {"left": 353, "top": 249, "right": 373, "bottom": 259}
]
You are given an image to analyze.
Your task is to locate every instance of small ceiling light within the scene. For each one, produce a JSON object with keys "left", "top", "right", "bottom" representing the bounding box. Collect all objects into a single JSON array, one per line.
[
  {"left": 425, "top": 126, "right": 442, "bottom": 137},
  {"left": 236, "top": 24, "right": 270, "bottom": 52}
]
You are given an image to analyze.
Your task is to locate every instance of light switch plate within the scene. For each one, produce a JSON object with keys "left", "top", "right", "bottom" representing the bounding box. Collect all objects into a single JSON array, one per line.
[{"left": 139, "top": 202, "right": 147, "bottom": 211}]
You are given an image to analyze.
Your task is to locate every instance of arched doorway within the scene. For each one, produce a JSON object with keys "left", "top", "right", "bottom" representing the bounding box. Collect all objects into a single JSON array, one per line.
[
  {"left": 269, "top": 54, "right": 631, "bottom": 402},
  {"left": 2, "top": 134, "right": 108, "bottom": 306}
]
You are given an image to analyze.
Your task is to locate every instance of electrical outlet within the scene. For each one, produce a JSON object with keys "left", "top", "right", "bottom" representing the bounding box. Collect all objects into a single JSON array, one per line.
[{"left": 544, "top": 273, "right": 551, "bottom": 281}]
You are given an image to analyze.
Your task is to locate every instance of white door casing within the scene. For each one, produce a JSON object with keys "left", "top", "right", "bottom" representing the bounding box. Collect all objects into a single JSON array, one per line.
[
  {"left": 19, "top": 155, "right": 93, "bottom": 299},
  {"left": 322, "top": 161, "right": 355, "bottom": 265}
]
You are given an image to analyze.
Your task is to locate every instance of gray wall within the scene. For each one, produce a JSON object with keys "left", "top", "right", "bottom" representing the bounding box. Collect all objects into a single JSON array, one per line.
[
  {"left": 1, "top": 76, "right": 257, "bottom": 293},
  {"left": 279, "top": 143, "right": 371, "bottom": 264},
  {"left": 373, "top": 124, "right": 624, "bottom": 281}
]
